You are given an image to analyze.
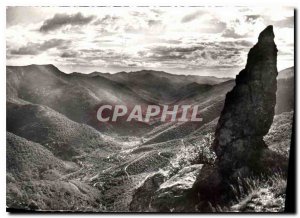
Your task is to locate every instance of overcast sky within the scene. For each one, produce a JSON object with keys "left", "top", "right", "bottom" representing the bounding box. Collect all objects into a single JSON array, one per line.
[{"left": 6, "top": 6, "right": 294, "bottom": 77}]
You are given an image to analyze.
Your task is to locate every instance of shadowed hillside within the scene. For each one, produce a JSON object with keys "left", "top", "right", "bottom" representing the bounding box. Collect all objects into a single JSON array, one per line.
[
  {"left": 6, "top": 64, "right": 294, "bottom": 212},
  {"left": 7, "top": 101, "right": 120, "bottom": 160},
  {"left": 7, "top": 65, "right": 230, "bottom": 136}
]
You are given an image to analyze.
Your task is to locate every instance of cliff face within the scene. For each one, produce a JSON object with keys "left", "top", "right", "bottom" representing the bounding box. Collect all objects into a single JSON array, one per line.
[{"left": 213, "top": 25, "right": 278, "bottom": 179}]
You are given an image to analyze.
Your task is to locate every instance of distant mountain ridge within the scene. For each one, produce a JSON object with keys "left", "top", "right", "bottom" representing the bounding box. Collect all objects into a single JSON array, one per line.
[
  {"left": 89, "top": 69, "right": 233, "bottom": 85},
  {"left": 7, "top": 64, "right": 231, "bottom": 136},
  {"left": 6, "top": 64, "right": 294, "bottom": 137},
  {"left": 277, "top": 66, "right": 294, "bottom": 79}
]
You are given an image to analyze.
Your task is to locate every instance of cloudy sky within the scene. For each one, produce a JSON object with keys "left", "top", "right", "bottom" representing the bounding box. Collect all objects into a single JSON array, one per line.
[{"left": 6, "top": 6, "right": 294, "bottom": 77}]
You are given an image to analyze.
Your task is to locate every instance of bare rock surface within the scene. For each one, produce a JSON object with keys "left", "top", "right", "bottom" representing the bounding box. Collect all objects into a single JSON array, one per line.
[{"left": 213, "top": 25, "right": 278, "bottom": 179}]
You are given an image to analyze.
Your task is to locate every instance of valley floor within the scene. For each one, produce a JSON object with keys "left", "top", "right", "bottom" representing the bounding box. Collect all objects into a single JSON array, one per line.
[{"left": 7, "top": 111, "right": 293, "bottom": 212}]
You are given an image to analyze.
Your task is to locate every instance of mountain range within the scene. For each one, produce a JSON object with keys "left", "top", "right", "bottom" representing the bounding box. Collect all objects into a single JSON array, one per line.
[{"left": 6, "top": 64, "right": 294, "bottom": 211}]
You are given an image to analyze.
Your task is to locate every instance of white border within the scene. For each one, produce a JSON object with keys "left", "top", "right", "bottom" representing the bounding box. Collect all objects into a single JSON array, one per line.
[
  {"left": 1, "top": 0, "right": 299, "bottom": 217},
  {"left": 1, "top": 0, "right": 298, "bottom": 7}
]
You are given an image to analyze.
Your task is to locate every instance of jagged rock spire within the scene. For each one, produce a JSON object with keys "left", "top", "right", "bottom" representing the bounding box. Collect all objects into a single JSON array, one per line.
[{"left": 213, "top": 25, "right": 278, "bottom": 179}]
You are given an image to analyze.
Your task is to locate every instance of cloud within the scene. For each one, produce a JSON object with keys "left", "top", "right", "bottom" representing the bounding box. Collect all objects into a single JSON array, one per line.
[
  {"left": 181, "top": 10, "right": 205, "bottom": 23},
  {"left": 140, "top": 39, "right": 252, "bottom": 70},
  {"left": 93, "top": 15, "right": 119, "bottom": 25},
  {"left": 10, "top": 39, "right": 70, "bottom": 55},
  {"left": 40, "top": 12, "right": 95, "bottom": 32},
  {"left": 200, "top": 20, "right": 226, "bottom": 33},
  {"left": 245, "top": 15, "right": 261, "bottom": 22},
  {"left": 60, "top": 51, "right": 79, "bottom": 58},
  {"left": 222, "top": 40, "right": 253, "bottom": 47},
  {"left": 93, "top": 14, "right": 161, "bottom": 35},
  {"left": 222, "top": 28, "right": 248, "bottom": 39},
  {"left": 150, "top": 9, "right": 164, "bottom": 16},
  {"left": 275, "top": 16, "right": 294, "bottom": 28},
  {"left": 144, "top": 45, "right": 206, "bottom": 62},
  {"left": 6, "top": 7, "right": 294, "bottom": 76},
  {"left": 148, "top": 19, "right": 162, "bottom": 27},
  {"left": 221, "top": 14, "right": 266, "bottom": 39},
  {"left": 10, "top": 44, "right": 39, "bottom": 55},
  {"left": 160, "top": 39, "right": 181, "bottom": 44},
  {"left": 152, "top": 45, "right": 205, "bottom": 54},
  {"left": 128, "top": 63, "right": 138, "bottom": 67},
  {"left": 7, "top": 7, "right": 44, "bottom": 27}
]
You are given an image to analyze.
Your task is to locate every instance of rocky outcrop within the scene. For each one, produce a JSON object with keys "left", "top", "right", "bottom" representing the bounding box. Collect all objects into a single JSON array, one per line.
[
  {"left": 213, "top": 25, "right": 278, "bottom": 180},
  {"left": 130, "top": 165, "right": 204, "bottom": 212},
  {"left": 129, "top": 172, "right": 165, "bottom": 212},
  {"left": 150, "top": 164, "right": 203, "bottom": 212}
]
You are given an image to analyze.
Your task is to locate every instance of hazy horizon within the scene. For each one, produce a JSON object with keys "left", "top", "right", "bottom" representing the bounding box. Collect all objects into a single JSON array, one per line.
[{"left": 6, "top": 63, "right": 294, "bottom": 79}]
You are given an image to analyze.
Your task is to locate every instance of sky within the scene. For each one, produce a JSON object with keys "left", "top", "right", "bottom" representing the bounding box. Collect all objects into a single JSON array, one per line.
[{"left": 6, "top": 6, "right": 294, "bottom": 77}]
